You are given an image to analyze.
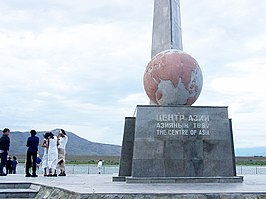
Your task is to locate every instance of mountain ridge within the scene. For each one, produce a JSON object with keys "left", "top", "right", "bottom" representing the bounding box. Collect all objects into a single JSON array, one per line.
[
  {"left": 2, "top": 130, "right": 265, "bottom": 157},
  {"left": 4, "top": 129, "right": 121, "bottom": 157}
]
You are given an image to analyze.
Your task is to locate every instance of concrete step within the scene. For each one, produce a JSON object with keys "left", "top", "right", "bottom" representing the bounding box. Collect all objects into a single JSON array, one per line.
[
  {"left": 0, "top": 189, "right": 37, "bottom": 198},
  {"left": 0, "top": 182, "right": 31, "bottom": 189},
  {"left": 0, "top": 183, "right": 40, "bottom": 198}
]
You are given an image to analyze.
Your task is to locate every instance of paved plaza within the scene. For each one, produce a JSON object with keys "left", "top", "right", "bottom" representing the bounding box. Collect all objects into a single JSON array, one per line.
[{"left": 1, "top": 174, "right": 266, "bottom": 195}]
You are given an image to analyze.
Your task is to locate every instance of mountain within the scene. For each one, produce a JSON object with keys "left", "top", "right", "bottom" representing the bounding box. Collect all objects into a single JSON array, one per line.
[
  {"left": 3, "top": 129, "right": 265, "bottom": 157},
  {"left": 4, "top": 129, "right": 121, "bottom": 157}
]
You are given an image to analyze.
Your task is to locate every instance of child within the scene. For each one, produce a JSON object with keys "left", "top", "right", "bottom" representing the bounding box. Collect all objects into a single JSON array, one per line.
[
  {"left": 6, "top": 156, "right": 12, "bottom": 174},
  {"left": 12, "top": 156, "right": 18, "bottom": 174}
]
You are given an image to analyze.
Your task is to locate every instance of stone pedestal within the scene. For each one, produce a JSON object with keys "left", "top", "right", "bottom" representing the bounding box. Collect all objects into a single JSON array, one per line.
[
  {"left": 113, "top": 117, "right": 135, "bottom": 182},
  {"left": 115, "top": 105, "right": 243, "bottom": 183},
  {"left": 132, "top": 105, "right": 237, "bottom": 177},
  {"left": 126, "top": 176, "right": 243, "bottom": 183}
]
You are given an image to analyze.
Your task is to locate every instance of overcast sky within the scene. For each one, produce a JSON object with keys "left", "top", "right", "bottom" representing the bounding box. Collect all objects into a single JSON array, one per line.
[{"left": 1, "top": 0, "right": 266, "bottom": 148}]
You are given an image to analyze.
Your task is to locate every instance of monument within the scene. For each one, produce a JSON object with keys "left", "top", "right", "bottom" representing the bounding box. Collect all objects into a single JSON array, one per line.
[{"left": 115, "top": 0, "right": 243, "bottom": 183}]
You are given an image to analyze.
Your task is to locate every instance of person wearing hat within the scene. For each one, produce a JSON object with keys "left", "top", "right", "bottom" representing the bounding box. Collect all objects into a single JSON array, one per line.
[
  {"left": 25, "top": 129, "right": 39, "bottom": 177},
  {"left": 47, "top": 132, "right": 58, "bottom": 176},
  {"left": 57, "top": 129, "right": 68, "bottom": 176},
  {"left": 41, "top": 132, "right": 50, "bottom": 176}
]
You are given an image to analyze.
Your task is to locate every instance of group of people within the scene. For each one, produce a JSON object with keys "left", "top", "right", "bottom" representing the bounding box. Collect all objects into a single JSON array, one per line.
[
  {"left": 6, "top": 156, "right": 18, "bottom": 174},
  {"left": 26, "top": 129, "right": 68, "bottom": 177},
  {"left": 40, "top": 129, "right": 68, "bottom": 176},
  {"left": 0, "top": 128, "right": 68, "bottom": 177}
]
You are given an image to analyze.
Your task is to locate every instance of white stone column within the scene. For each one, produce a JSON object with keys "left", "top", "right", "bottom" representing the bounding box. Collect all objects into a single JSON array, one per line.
[{"left": 151, "top": 0, "right": 183, "bottom": 58}]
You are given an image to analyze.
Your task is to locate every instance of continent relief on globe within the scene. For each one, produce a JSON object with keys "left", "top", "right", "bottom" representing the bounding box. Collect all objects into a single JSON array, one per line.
[{"left": 143, "top": 49, "right": 203, "bottom": 105}]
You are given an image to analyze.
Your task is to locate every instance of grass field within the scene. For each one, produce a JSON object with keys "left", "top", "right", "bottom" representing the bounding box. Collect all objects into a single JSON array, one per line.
[
  {"left": 12, "top": 155, "right": 266, "bottom": 166},
  {"left": 13, "top": 155, "right": 120, "bottom": 165},
  {"left": 236, "top": 156, "right": 266, "bottom": 165}
]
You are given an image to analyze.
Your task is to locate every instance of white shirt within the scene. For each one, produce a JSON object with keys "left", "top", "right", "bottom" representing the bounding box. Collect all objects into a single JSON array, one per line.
[
  {"left": 97, "top": 161, "right": 103, "bottom": 168},
  {"left": 58, "top": 135, "right": 68, "bottom": 150}
]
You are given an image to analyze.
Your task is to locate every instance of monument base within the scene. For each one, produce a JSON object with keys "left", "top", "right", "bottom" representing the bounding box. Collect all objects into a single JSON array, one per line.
[
  {"left": 112, "top": 176, "right": 126, "bottom": 182},
  {"left": 131, "top": 105, "right": 237, "bottom": 178},
  {"left": 116, "top": 106, "right": 241, "bottom": 183},
  {"left": 126, "top": 176, "right": 243, "bottom": 183},
  {"left": 113, "top": 176, "right": 244, "bottom": 183}
]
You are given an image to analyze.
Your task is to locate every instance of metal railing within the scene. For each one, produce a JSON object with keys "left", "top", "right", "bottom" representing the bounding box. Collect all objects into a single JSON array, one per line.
[
  {"left": 8, "top": 165, "right": 266, "bottom": 175},
  {"left": 236, "top": 166, "right": 266, "bottom": 175},
  {"left": 13, "top": 164, "right": 119, "bottom": 175}
]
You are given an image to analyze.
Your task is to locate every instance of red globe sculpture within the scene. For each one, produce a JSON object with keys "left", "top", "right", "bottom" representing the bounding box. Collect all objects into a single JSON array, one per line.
[{"left": 143, "top": 49, "right": 203, "bottom": 105}]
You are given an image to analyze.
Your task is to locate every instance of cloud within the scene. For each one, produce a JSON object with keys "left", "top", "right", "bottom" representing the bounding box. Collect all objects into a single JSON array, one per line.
[{"left": 0, "top": 0, "right": 266, "bottom": 148}]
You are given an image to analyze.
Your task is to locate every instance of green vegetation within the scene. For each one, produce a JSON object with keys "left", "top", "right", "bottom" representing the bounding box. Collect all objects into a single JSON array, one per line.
[
  {"left": 236, "top": 161, "right": 266, "bottom": 166},
  {"left": 65, "top": 155, "right": 120, "bottom": 165},
  {"left": 15, "top": 155, "right": 266, "bottom": 166},
  {"left": 14, "top": 155, "right": 120, "bottom": 165},
  {"left": 66, "top": 159, "right": 119, "bottom": 165},
  {"left": 236, "top": 156, "right": 266, "bottom": 166}
]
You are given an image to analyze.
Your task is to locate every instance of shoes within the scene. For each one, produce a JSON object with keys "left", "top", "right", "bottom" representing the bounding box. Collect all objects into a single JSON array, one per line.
[
  {"left": 47, "top": 173, "right": 57, "bottom": 177},
  {"left": 0, "top": 173, "right": 7, "bottom": 176},
  {"left": 58, "top": 172, "right": 66, "bottom": 176},
  {"left": 26, "top": 174, "right": 38, "bottom": 177}
]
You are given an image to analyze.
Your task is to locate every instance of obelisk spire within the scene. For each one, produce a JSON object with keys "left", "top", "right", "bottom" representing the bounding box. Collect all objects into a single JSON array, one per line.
[{"left": 151, "top": 0, "right": 183, "bottom": 58}]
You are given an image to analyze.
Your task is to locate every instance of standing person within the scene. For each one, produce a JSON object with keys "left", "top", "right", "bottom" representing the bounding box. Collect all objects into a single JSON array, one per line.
[
  {"left": 12, "top": 156, "right": 18, "bottom": 174},
  {"left": 97, "top": 160, "right": 103, "bottom": 174},
  {"left": 41, "top": 132, "right": 50, "bottom": 176},
  {"left": 47, "top": 132, "right": 58, "bottom": 176},
  {"left": 0, "top": 128, "right": 10, "bottom": 176},
  {"left": 6, "top": 156, "right": 12, "bottom": 174},
  {"left": 57, "top": 129, "right": 68, "bottom": 176},
  {"left": 25, "top": 130, "right": 39, "bottom": 177}
]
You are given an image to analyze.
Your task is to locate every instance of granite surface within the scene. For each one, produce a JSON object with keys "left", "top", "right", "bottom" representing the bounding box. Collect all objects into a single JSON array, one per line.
[{"left": 131, "top": 106, "right": 236, "bottom": 178}]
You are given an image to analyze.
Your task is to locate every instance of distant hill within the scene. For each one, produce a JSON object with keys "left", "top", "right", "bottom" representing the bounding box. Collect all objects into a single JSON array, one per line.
[
  {"left": 3, "top": 129, "right": 121, "bottom": 157},
  {"left": 2, "top": 129, "right": 265, "bottom": 158}
]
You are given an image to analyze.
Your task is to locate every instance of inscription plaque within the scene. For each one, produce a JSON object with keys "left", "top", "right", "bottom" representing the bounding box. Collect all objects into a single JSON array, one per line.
[{"left": 131, "top": 105, "right": 236, "bottom": 178}]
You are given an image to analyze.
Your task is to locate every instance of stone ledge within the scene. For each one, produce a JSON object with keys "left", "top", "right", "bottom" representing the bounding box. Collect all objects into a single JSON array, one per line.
[
  {"left": 0, "top": 189, "right": 37, "bottom": 193},
  {"left": 0, "top": 182, "right": 32, "bottom": 189},
  {"left": 112, "top": 176, "right": 126, "bottom": 182},
  {"left": 126, "top": 176, "right": 244, "bottom": 183}
]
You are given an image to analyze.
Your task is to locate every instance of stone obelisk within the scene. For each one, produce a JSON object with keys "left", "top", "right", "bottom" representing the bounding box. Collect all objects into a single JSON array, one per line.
[
  {"left": 115, "top": 0, "right": 243, "bottom": 183},
  {"left": 151, "top": 0, "right": 183, "bottom": 58}
]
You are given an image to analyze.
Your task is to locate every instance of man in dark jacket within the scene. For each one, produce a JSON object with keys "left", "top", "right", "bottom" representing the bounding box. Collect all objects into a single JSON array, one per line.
[
  {"left": 25, "top": 129, "right": 39, "bottom": 177},
  {"left": 0, "top": 128, "right": 10, "bottom": 176}
]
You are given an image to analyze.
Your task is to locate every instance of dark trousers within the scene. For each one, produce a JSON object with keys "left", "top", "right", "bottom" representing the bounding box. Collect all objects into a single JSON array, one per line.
[
  {"left": 26, "top": 151, "right": 37, "bottom": 175},
  {"left": 0, "top": 152, "right": 8, "bottom": 174}
]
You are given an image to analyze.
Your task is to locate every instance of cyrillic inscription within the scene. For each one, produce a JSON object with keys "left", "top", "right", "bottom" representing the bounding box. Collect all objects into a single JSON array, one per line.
[{"left": 155, "top": 114, "right": 210, "bottom": 136}]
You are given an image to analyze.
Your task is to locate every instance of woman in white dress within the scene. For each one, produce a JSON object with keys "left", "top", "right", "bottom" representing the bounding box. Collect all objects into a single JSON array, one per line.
[
  {"left": 41, "top": 132, "right": 50, "bottom": 176},
  {"left": 57, "top": 129, "right": 68, "bottom": 176},
  {"left": 47, "top": 132, "right": 58, "bottom": 176}
]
